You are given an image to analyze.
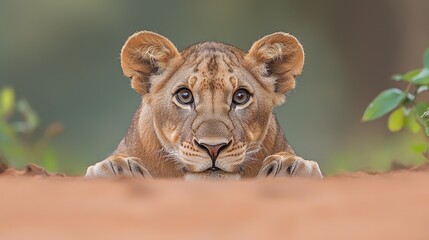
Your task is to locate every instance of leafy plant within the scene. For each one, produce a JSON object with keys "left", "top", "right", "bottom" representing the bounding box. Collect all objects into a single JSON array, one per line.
[
  {"left": 0, "top": 87, "right": 62, "bottom": 171},
  {"left": 363, "top": 48, "right": 429, "bottom": 158}
]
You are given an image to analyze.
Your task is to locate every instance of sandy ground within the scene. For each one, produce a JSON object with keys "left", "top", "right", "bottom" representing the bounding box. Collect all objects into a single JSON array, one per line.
[{"left": 0, "top": 165, "right": 429, "bottom": 240}]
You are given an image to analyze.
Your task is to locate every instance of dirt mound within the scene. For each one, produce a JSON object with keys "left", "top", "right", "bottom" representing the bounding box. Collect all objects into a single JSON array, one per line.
[{"left": 0, "top": 165, "right": 428, "bottom": 240}]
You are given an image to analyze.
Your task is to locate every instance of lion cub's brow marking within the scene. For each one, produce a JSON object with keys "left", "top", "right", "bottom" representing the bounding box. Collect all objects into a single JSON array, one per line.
[
  {"left": 184, "top": 42, "right": 273, "bottom": 93},
  {"left": 184, "top": 50, "right": 239, "bottom": 94},
  {"left": 188, "top": 76, "right": 197, "bottom": 88},
  {"left": 185, "top": 43, "right": 242, "bottom": 73}
]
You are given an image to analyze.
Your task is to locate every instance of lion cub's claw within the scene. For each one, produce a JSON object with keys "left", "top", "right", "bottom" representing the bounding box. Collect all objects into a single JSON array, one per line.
[
  {"left": 85, "top": 157, "right": 151, "bottom": 178},
  {"left": 258, "top": 155, "right": 323, "bottom": 178}
]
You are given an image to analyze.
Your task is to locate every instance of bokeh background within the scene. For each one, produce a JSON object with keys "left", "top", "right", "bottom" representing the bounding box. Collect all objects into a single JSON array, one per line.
[{"left": 1, "top": 0, "right": 429, "bottom": 175}]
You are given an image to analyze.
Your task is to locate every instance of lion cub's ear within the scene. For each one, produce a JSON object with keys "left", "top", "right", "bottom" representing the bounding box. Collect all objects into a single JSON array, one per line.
[
  {"left": 246, "top": 32, "right": 304, "bottom": 94},
  {"left": 121, "top": 31, "right": 180, "bottom": 95}
]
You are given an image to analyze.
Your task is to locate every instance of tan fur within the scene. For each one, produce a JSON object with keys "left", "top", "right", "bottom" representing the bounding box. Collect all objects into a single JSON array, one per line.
[{"left": 85, "top": 31, "right": 322, "bottom": 180}]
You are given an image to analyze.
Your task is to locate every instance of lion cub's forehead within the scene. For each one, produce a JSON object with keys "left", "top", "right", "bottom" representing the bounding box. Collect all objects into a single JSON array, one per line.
[{"left": 181, "top": 42, "right": 245, "bottom": 90}]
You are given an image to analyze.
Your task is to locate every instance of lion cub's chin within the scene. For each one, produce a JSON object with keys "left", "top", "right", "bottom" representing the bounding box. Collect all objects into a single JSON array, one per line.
[{"left": 184, "top": 172, "right": 241, "bottom": 181}]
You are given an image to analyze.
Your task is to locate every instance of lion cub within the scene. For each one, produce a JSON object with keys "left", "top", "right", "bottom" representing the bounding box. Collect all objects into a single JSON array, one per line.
[{"left": 85, "top": 31, "right": 323, "bottom": 180}]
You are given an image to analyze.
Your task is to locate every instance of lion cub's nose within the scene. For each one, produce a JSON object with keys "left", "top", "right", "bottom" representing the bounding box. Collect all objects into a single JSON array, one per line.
[{"left": 195, "top": 140, "right": 230, "bottom": 163}]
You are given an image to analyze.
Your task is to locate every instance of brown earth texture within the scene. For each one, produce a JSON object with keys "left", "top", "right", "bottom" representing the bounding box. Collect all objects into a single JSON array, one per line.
[{"left": 0, "top": 163, "right": 429, "bottom": 240}]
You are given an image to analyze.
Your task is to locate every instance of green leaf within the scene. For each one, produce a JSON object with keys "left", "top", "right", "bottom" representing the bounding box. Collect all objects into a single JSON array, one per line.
[
  {"left": 401, "top": 69, "right": 422, "bottom": 82},
  {"left": 42, "top": 148, "right": 57, "bottom": 172},
  {"left": 417, "top": 85, "right": 429, "bottom": 94},
  {"left": 413, "top": 102, "right": 429, "bottom": 119},
  {"left": 412, "top": 102, "right": 429, "bottom": 125},
  {"left": 362, "top": 88, "right": 406, "bottom": 121},
  {"left": 403, "top": 93, "right": 415, "bottom": 104},
  {"left": 411, "top": 143, "right": 427, "bottom": 153},
  {"left": 388, "top": 107, "right": 404, "bottom": 132},
  {"left": 0, "top": 87, "right": 15, "bottom": 117},
  {"left": 424, "top": 48, "right": 429, "bottom": 69},
  {"left": 391, "top": 74, "right": 403, "bottom": 81},
  {"left": 16, "top": 99, "right": 39, "bottom": 132},
  {"left": 420, "top": 107, "right": 429, "bottom": 136},
  {"left": 405, "top": 110, "right": 421, "bottom": 133},
  {"left": 425, "top": 124, "right": 429, "bottom": 137},
  {"left": 412, "top": 68, "right": 429, "bottom": 85}
]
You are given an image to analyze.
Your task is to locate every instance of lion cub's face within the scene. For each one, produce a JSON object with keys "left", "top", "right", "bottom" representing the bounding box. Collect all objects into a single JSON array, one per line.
[{"left": 121, "top": 31, "right": 304, "bottom": 178}]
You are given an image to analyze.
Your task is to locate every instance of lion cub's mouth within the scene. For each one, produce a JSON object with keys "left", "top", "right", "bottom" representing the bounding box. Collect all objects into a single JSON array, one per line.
[
  {"left": 196, "top": 163, "right": 244, "bottom": 174},
  {"left": 203, "top": 167, "right": 223, "bottom": 173},
  {"left": 183, "top": 166, "right": 241, "bottom": 180},
  {"left": 184, "top": 169, "right": 241, "bottom": 181},
  {"left": 184, "top": 166, "right": 231, "bottom": 175}
]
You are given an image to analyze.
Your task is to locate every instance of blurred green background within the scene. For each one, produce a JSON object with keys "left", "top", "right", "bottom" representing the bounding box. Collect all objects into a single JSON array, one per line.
[{"left": 1, "top": 0, "right": 429, "bottom": 175}]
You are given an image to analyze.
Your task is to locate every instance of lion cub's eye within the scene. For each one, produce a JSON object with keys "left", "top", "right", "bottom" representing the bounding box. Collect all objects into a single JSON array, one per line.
[
  {"left": 233, "top": 89, "right": 250, "bottom": 105},
  {"left": 175, "top": 88, "right": 194, "bottom": 105}
]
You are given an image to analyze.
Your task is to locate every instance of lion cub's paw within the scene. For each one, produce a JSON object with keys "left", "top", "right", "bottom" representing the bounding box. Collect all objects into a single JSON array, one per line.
[
  {"left": 258, "top": 154, "right": 323, "bottom": 178},
  {"left": 85, "top": 156, "right": 151, "bottom": 178}
]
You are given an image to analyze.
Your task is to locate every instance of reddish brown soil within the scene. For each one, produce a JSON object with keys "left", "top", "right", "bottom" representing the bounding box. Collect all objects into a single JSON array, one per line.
[{"left": 0, "top": 165, "right": 428, "bottom": 240}]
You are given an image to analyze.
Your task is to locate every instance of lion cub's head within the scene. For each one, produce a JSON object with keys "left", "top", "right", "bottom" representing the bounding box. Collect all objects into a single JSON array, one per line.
[{"left": 121, "top": 31, "right": 304, "bottom": 179}]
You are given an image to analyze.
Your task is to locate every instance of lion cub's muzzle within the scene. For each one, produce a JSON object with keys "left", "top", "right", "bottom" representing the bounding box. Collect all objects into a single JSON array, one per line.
[
  {"left": 179, "top": 137, "right": 246, "bottom": 177},
  {"left": 194, "top": 139, "right": 232, "bottom": 171},
  {"left": 189, "top": 118, "right": 235, "bottom": 172}
]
